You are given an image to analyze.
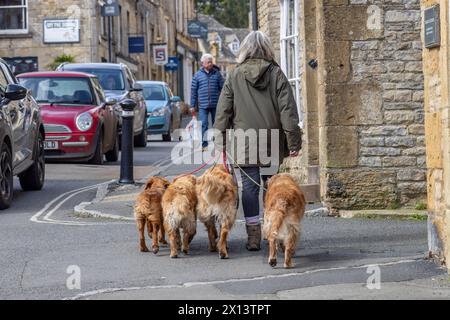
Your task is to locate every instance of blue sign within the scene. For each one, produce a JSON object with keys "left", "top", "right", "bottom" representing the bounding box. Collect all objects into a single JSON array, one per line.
[
  {"left": 129, "top": 37, "right": 145, "bottom": 54},
  {"left": 165, "top": 57, "right": 179, "bottom": 72}
]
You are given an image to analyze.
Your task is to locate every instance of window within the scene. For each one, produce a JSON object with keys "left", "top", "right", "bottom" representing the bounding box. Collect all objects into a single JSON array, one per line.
[
  {"left": 280, "top": 0, "right": 302, "bottom": 127},
  {"left": 0, "top": 67, "right": 8, "bottom": 93},
  {"left": 0, "top": 0, "right": 28, "bottom": 34}
]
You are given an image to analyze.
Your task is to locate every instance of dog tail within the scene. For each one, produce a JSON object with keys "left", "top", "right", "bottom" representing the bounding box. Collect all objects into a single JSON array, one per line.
[
  {"left": 263, "top": 209, "right": 284, "bottom": 239},
  {"left": 201, "top": 174, "right": 227, "bottom": 204}
]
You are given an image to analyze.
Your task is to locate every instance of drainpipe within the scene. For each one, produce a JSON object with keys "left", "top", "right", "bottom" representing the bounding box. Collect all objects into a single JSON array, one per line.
[{"left": 250, "top": 0, "right": 258, "bottom": 31}]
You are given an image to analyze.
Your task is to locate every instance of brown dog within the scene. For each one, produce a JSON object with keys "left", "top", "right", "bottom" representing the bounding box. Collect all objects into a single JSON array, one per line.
[
  {"left": 162, "top": 175, "right": 198, "bottom": 258},
  {"left": 263, "top": 174, "right": 305, "bottom": 268},
  {"left": 134, "top": 176, "right": 170, "bottom": 254},
  {"left": 197, "top": 165, "right": 238, "bottom": 259}
]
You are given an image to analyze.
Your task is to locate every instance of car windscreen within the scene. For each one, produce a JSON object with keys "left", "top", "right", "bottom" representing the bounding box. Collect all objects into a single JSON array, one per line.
[
  {"left": 142, "top": 85, "right": 167, "bottom": 101},
  {"left": 19, "top": 77, "right": 94, "bottom": 105},
  {"left": 64, "top": 68, "right": 125, "bottom": 91}
]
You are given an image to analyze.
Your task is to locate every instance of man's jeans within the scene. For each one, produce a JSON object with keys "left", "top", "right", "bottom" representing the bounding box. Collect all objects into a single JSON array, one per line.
[
  {"left": 198, "top": 108, "right": 216, "bottom": 148},
  {"left": 240, "top": 167, "right": 272, "bottom": 225}
]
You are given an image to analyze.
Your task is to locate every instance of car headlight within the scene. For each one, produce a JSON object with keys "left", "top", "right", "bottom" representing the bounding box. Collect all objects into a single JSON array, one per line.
[
  {"left": 151, "top": 107, "right": 167, "bottom": 117},
  {"left": 76, "top": 112, "right": 93, "bottom": 132}
]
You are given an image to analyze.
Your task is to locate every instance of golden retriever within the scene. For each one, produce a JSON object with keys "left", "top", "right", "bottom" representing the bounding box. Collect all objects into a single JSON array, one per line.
[
  {"left": 134, "top": 176, "right": 170, "bottom": 254},
  {"left": 197, "top": 165, "right": 238, "bottom": 259},
  {"left": 263, "top": 174, "right": 305, "bottom": 268},
  {"left": 162, "top": 175, "right": 198, "bottom": 258}
]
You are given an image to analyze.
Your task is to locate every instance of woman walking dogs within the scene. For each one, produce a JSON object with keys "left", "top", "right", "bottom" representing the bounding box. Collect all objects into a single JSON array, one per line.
[
  {"left": 214, "top": 31, "right": 303, "bottom": 251},
  {"left": 190, "top": 54, "right": 225, "bottom": 151}
]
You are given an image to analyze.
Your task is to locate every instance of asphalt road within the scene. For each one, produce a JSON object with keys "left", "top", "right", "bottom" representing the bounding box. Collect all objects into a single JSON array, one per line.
[{"left": 0, "top": 128, "right": 448, "bottom": 300}]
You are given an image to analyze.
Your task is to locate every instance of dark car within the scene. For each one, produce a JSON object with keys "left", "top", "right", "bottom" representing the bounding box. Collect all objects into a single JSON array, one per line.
[
  {"left": 0, "top": 58, "right": 45, "bottom": 209},
  {"left": 56, "top": 63, "right": 147, "bottom": 147},
  {"left": 17, "top": 72, "right": 120, "bottom": 165}
]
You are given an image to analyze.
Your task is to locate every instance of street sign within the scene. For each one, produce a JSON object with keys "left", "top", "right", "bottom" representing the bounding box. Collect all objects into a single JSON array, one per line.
[
  {"left": 152, "top": 44, "right": 168, "bottom": 65},
  {"left": 165, "top": 57, "right": 179, "bottom": 72},
  {"left": 187, "top": 20, "right": 208, "bottom": 39},
  {"left": 424, "top": 5, "right": 440, "bottom": 48},
  {"left": 129, "top": 37, "right": 145, "bottom": 54},
  {"left": 101, "top": 0, "right": 119, "bottom": 17}
]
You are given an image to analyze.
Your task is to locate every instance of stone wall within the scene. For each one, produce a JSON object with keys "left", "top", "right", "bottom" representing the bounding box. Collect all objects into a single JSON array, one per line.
[
  {"left": 257, "top": 0, "right": 281, "bottom": 62},
  {"left": 317, "top": 0, "right": 427, "bottom": 211},
  {"left": 0, "top": 0, "right": 94, "bottom": 70},
  {"left": 421, "top": 0, "right": 450, "bottom": 267}
]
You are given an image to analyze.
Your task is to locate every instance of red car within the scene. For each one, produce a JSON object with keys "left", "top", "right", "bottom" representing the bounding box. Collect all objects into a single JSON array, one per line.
[{"left": 17, "top": 71, "right": 119, "bottom": 165}]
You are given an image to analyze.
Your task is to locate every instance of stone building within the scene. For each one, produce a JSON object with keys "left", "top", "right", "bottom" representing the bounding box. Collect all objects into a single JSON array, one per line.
[
  {"left": 420, "top": 0, "right": 450, "bottom": 267},
  {"left": 0, "top": 0, "right": 197, "bottom": 97},
  {"left": 197, "top": 14, "right": 250, "bottom": 79},
  {"left": 256, "top": 0, "right": 427, "bottom": 213}
]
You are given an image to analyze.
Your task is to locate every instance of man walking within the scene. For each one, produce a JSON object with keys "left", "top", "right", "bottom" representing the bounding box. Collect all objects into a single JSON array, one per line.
[{"left": 190, "top": 54, "right": 224, "bottom": 151}]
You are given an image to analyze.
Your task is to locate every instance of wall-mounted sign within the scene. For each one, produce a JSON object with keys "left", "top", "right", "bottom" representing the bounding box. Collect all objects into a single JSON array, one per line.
[
  {"left": 187, "top": 20, "right": 208, "bottom": 39},
  {"left": 424, "top": 5, "right": 440, "bottom": 48},
  {"left": 43, "top": 19, "right": 80, "bottom": 44},
  {"left": 152, "top": 44, "right": 168, "bottom": 65},
  {"left": 165, "top": 56, "right": 179, "bottom": 72},
  {"left": 129, "top": 37, "right": 145, "bottom": 54},
  {"left": 101, "top": 0, "right": 119, "bottom": 16}
]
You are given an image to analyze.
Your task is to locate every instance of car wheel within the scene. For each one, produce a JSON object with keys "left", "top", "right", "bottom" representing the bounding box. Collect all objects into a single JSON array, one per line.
[
  {"left": 134, "top": 118, "right": 147, "bottom": 148},
  {"left": 90, "top": 131, "right": 104, "bottom": 165},
  {"left": 0, "top": 143, "right": 13, "bottom": 210},
  {"left": 162, "top": 120, "right": 173, "bottom": 142},
  {"left": 105, "top": 132, "right": 119, "bottom": 162},
  {"left": 19, "top": 132, "right": 45, "bottom": 191}
]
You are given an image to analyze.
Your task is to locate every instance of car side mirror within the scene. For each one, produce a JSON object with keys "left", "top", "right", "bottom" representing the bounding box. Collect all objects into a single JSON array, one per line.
[
  {"left": 131, "top": 83, "right": 143, "bottom": 92},
  {"left": 4, "top": 84, "right": 27, "bottom": 101},
  {"left": 105, "top": 97, "right": 117, "bottom": 106},
  {"left": 171, "top": 96, "right": 181, "bottom": 103}
]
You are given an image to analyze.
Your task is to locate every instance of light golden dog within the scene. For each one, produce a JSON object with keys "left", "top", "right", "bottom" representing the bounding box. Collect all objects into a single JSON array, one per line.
[
  {"left": 263, "top": 174, "right": 305, "bottom": 268},
  {"left": 162, "top": 175, "right": 198, "bottom": 258},
  {"left": 134, "top": 176, "right": 170, "bottom": 254},
  {"left": 197, "top": 165, "right": 238, "bottom": 259}
]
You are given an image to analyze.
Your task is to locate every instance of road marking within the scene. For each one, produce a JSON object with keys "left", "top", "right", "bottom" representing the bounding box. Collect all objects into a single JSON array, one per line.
[{"left": 65, "top": 258, "right": 423, "bottom": 300}]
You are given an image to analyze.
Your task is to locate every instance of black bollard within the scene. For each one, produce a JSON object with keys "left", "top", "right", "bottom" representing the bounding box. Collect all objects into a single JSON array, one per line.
[{"left": 119, "top": 99, "right": 136, "bottom": 184}]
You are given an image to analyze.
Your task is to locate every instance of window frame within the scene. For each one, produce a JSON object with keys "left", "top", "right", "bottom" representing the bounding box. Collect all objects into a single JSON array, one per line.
[
  {"left": 0, "top": 0, "right": 28, "bottom": 35},
  {"left": 279, "top": 0, "right": 303, "bottom": 128}
]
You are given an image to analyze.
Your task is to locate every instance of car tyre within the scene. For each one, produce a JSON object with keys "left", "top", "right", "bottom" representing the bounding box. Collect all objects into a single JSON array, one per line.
[
  {"left": 105, "top": 132, "right": 119, "bottom": 162},
  {"left": 162, "top": 120, "right": 173, "bottom": 142},
  {"left": 90, "top": 131, "right": 104, "bottom": 165},
  {"left": 134, "top": 119, "right": 147, "bottom": 148},
  {"left": 0, "top": 143, "right": 13, "bottom": 210},
  {"left": 19, "top": 132, "right": 45, "bottom": 191}
]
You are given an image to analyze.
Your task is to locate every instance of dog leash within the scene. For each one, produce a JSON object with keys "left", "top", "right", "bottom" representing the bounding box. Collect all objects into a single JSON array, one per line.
[
  {"left": 174, "top": 151, "right": 220, "bottom": 179},
  {"left": 223, "top": 149, "right": 268, "bottom": 192}
]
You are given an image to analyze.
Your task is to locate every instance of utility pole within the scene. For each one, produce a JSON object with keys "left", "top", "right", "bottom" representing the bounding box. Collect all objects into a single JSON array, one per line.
[{"left": 108, "top": 16, "right": 113, "bottom": 62}]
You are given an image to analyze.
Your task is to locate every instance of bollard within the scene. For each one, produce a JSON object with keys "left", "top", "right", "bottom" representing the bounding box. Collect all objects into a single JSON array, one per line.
[{"left": 119, "top": 99, "right": 136, "bottom": 184}]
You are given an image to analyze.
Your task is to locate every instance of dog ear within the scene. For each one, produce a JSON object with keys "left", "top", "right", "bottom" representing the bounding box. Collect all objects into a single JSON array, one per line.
[{"left": 145, "top": 177, "right": 155, "bottom": 190}]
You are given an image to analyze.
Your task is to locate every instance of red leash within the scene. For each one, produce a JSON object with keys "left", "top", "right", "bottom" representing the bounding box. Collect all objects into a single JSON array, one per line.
[{"left": 175, "top": 151, "right": 219, "bottom": 179}]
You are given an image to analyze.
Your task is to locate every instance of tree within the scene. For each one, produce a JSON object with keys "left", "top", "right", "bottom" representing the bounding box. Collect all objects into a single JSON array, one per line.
[
  {"left": 47, "top": 54, "right": 76, "bottom": 70},
  {"left": 195, "top": 0, "right": 250, "bottom": 29}
]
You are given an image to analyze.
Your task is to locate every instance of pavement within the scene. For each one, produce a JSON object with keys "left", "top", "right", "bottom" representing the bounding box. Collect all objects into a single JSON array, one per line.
[{"left": 68, "top": 146, "right": 450, "bottom": 300}]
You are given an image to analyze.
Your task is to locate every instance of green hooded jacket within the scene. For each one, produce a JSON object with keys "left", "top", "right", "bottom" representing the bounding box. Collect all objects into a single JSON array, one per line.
[{"left": 214, "top": 58, "right": 302, "bottom": 167}]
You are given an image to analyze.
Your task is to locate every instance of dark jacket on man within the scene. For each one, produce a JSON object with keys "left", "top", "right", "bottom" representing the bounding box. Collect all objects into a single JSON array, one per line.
[
  {"left": 214, "top": 58, "right": 302, "bottom": 167},
  {"left": 190, "top": 65, "right": 224, "bottom": 110}
]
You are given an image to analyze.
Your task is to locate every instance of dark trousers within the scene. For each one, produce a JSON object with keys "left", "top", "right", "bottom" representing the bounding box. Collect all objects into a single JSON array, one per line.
[
  {"left": 198, "top": 108, "right": 216, "bottom": 148},
  {"left": 240, "top": 167, "right": 272, "bottom": 224}
]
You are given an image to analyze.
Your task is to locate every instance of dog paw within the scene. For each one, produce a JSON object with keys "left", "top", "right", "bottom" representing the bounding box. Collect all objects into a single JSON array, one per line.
[
  {"left": 170, "top": 254, "right": 178, "bottom": 259},
  {"left": 152, "top": 247, "right": 159, "bottom": 254},
  {"left": 140, "top": 247, "right": 150, "bottom": 253},
  {"left": 209, "top": 246, "right": 218, "bottom": 253},
  {"left": 284, "top": 263, "right": 294, "bottom": 269},
  {"left": 219, "top": 252, "right": 229, "bottom": 259},
  {"left": 269, "top": 259, "right": 277, "bottom": 268},
  {"left": 182, "top": 249, "right": 189, "bottom": 255}
]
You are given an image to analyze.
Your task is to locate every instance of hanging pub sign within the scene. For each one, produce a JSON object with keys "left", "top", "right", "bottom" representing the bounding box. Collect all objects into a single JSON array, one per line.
[
  {"left": 424, "top": 5, "right": 440, "bottom": 48},
  {"left": 43, "top": 19, "right": 80, "bottom": 44},
  {"left": 152, "top": 44, "right": 168, "bottom": 65}
]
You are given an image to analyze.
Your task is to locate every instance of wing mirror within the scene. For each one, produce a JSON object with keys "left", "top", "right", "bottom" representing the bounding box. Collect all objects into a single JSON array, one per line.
[
  {"left": 171, "top": 96, "right": 181, "bottom": 103},
  {"left": 105, "top": 97, "right": 117, "bottom": 105},
  {"left": 4, "top": 84, "right": 27, "bottom": 101},
  {"left": 131, "top": 83, "right": 143, "bottom": 92}
]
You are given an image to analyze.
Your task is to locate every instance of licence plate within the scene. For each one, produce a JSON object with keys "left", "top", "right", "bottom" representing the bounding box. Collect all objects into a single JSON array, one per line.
[{"left": 44, "top": 141, "right": 59, "bottom": 150}]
